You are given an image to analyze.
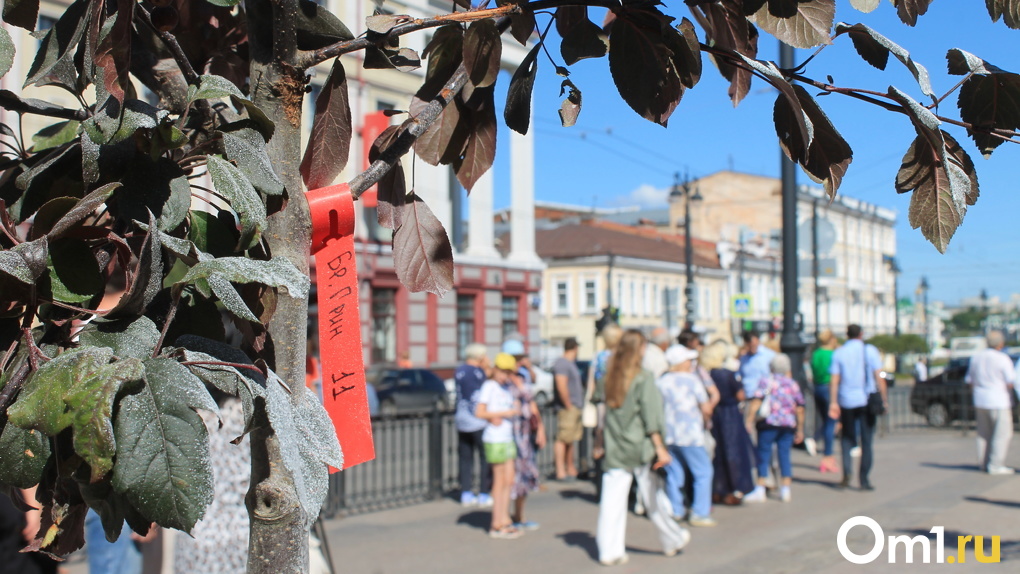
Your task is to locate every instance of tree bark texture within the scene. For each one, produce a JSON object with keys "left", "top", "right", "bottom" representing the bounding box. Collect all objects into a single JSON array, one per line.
[{"left": 245, "top": 0, "right": 312, "bottom": 571}]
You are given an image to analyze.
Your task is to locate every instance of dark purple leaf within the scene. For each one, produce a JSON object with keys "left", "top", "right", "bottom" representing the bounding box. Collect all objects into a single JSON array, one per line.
[
  {"left": 300, "top": 58, "right": 352, "bottom": 190},
  {"left": 556, "top": 6, "right": 587, "bottom": 36},
  {"left": 392, "top": 193, "right": 454, "bottom": 295},
  {"left": 95, "top": 0, "right": 133, "bottom": 104},
  {"left": 505, "top": 43, "right": 540, "bottom": 135},
  {"left": 608, "top": 5, "right": 685, "bottom": 126},
  {"left": 366, "top": 14, "right": 410, "bottom": 34},
  {"left": 3, "top": 0, "right": 39, "bottom": 30},
  {"left": 947, "top": 49, "right": 1020, "bottom": 157},
  {"left": 377, "top": 160, "right": 407, "bottom": 230},
  {"left": 749, "top": 0, "right": 834, "bottom": 49},
  {"left": 894, "top": 0, "right": 934, "bottom": 26},
  {"left": 410, "top": 95, "right": 469, "bottom": 166},
  {"left": 689, "top": 0, "right": 758, "bottom": 106},
  {"left": 559, "top": 7, "right": 608, "bottom": 65},
  {"left": 787, "top": 85, "right": 852, "bottom": 199},
  {"left": 455, "top": 89, "right": 496, "bottom": 191},
  {"left": 464, "top": 19, "right": 501, "bottom": 89},
  {"left": 986, "top": 0, "right": 1020, "bottom": 29},
  {"left": 668, "top": 18, "right": 702, "bottom": 90},
  {"left": 834, "top": 23, "right": 934, "bottom": 100},
  {"left": 895, "top": 132, "right": 973, "bottom": 253}
]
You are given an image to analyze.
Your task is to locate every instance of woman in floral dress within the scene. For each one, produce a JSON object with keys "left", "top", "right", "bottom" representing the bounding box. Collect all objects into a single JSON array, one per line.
[{"left": 510, "top": 367, "right": 546, "bottom": 530}]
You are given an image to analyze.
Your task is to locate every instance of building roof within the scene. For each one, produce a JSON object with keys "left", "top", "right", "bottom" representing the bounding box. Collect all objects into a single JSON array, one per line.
[{"left": 535, "top": 222, "right": 719, "bottom": 268}]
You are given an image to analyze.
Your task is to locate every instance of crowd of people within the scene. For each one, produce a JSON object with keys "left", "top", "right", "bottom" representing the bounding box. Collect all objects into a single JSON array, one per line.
[{"left": 454, "top": 324, "right": 892, "bottom": 565}]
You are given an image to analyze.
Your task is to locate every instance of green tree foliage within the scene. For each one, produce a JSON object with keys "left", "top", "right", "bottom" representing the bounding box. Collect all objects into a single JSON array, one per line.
[
  {"left": 949, "top": 306, "right": 991, "bottom": 335},
  {"left": 868, "top": 333, "right": 930, "bottom": 355},
  {"left": 0, "top": 0, "right": 1017, "bottom": 569}
]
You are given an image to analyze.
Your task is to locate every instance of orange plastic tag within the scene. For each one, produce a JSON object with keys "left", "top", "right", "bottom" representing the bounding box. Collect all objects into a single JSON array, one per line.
[{"left": 307, "top": 184, "right": 374, "bottom": 471}]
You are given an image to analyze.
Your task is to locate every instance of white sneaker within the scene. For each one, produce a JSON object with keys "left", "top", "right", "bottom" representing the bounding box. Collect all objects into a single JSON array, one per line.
[
  {"left": 664, "top": 528, "right": 691, "bottom": 556},
  {"left": 743, "top": 487, "right": 767, "bottom": 503},
  {"left": 780, "top": 487, "right": 792, "bottom": 502},
  {"left": 805, "top": 438, "right": 817, "bottom": 457},
  {"left": 988, "top": 466, "right": 1016, "bottom": 476},
  {"left": 850, "top": 446, "right": 862, "bottom": 458}
]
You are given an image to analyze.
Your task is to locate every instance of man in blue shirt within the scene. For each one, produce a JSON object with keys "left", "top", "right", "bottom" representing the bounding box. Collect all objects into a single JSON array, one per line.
[
  {"left": 739, "top": 331, "right": 776, "bottom": 398},
  {"left": 455, "top": 343, "right": 493, "bottom": 507},
  {"left": 828, "top": 324, "right": 887, "bottom": 490}
]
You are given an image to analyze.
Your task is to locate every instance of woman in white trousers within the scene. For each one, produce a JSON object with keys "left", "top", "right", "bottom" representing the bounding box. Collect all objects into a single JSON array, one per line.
[{"left": 594, "top": 329, "right": 691, "bottom": 566}]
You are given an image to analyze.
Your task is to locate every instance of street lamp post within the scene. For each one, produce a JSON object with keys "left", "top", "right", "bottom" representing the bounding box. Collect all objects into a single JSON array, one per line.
[
  {"left": 920, "top": 276, "right": 930, "bottom": 359},
  {"left": 672, "top": 172, "right": 702, "bottom": 331}
]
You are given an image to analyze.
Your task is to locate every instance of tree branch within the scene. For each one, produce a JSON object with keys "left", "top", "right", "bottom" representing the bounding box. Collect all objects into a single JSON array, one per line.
[
  {"left": 0, "top": 91, "right": 88, "bottom": 121},
  {"left": 135, "top": 6, "right": 200, "bottom": 85},
  {"left": 300, "top": 5, "right": 522, "bottom": 68}
]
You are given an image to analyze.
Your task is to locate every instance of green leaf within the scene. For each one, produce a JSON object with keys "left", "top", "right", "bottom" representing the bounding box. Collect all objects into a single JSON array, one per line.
[
  {"left": 189, "top": 210, "right": 240, "bottom": 258},
  {"left": 83, "top": 99, "right": 164, "bottom": 146},
  {"left": 178, "top": 340, "right": 266, "bottom": 435},
  {"left": 221, "top": 124, "right": 285, "bottom": 196},
  {"left": 835, "top": 23, "right": 934, "bottom": 100},
  {"left": 78, "top": 316, "right": 161, "bottom": 360},
  {"left": 264, "top": 370, "right": 342, "bottom": 528},
  {"left": 47, "top": 238, "right": 103, "bottom": 303},
  {"left": 505, "top": 43, "right": 540, "bottom": 135},
  {"left": 947, "top": 49, "right": 1020, "bottom": 157},
  {"left": 0, "top": 238, "right": 48, "bottom": 284},
  {"left": 231, "top": 96, "right": 275, "bottom": 141},
  {"left": 187, "top": 74, "right": 246, "bottom": 104},
  {"left": 31, "top": 120, "right": 81, "bottom": 152},
  {"left": 174, "top": 256, "right": 309, "bottom": 321},
  {"left": 3, "top": 0, "right": 40, "bottom": 30},
  {"left": 750, "top": 0, "right": 834, "bottom": 49},
  {"left": 113, "top": 156, "right": 191, "bottom": 232},
  {"left": 0, "top": 424, "right": 51, "bottom": 488},
  {"left": 206, "top": 155, "right": 267, "bottom": 250},
  {"left": 24, "top": 0, "right": 88, "bottom": 94},
  {"left": 46, "top": 183, "right": 120, "bottom": 239},
  {"left": 299, "top": 59, "right": 352, "bottom": 191},
  {"left": 64, "top": 357, "right": 145, "bottom": 481},
  {"left": 112, "top": 358, "right": 217, "bottom": 533},
  {"left": 0, "top": 26, "right": 15, "bottom": 80},
  {"left": 464, "top": 19, "right": 502, "bottom": 89}
]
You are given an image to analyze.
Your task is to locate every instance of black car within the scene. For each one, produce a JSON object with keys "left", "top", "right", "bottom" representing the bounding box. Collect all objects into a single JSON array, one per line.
[
  {"left": 909, "top": 353, "right": 1020, "bottom": 427},
  {"left": 367, "top": 367, "right": 450, "bottom": 416}
]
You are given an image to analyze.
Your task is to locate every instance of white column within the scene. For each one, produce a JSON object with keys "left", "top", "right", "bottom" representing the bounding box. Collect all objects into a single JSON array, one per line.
[
  {"left": 413, "top": 161, "right": 453, "bottom": 235},
  {"left": 509, "top": 128, "right": 541, "bottom": 264},
  {"left": 464, "top": 169, "right": 498, "bottom": 258}
]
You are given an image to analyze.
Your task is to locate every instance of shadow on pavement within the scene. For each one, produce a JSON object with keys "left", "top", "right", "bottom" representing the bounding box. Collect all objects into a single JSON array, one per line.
[
  {"left": 791, "top": 477, "right": 843, "bottom": 489},
  {"left": 558, "top": 489, "right": 598, "bottom": 504},
  {"left": 921, "top": 462, "right": 982, "bottom": 472},
  {"left": 456, "top": 511, "right": 490, "bottom": 531},
  {"left": 558, "top": 531, "right": 599, "bottom": 561},
  {"left": 964, "top": 495, "right": 1020, "bottom": 509}
]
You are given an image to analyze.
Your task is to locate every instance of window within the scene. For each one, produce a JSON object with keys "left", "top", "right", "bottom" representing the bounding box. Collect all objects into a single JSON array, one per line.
[
  {"left": 616, "top": 279, "right": 624, "bottom": 314},
  {"left": 501, "top": 296, "right": 519, "bottom": 337},
  {"left": 642, "top": 282, "right": 650, "bottom": 316},
  {"left": 371, "top": 288, "right": 397, "bottom": 363},
  {"left": 653, "top": 285, "right": 661, "bottom": 315},
  {"left": 456, "top": 294, "right": 475, "bottom": 359},
  {"left": 555, "top": 281, "right": 569, "bottom": 314},
  {"left": 584, "top": 279, "right": 597, "bottom": 313},
  {"left": 629, "top": 280, "right": 636, "bottom": 317}
]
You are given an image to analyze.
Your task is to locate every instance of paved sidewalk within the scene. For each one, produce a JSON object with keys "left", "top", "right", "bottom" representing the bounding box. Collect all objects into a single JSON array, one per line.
[{"left": 322, "top": 433, "right": 1020, "bottom": 573}]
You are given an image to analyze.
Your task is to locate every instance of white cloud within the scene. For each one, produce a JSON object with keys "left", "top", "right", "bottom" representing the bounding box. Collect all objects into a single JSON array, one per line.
[{"left": 611, "top": 184, "right": 669, "bottom": 208}]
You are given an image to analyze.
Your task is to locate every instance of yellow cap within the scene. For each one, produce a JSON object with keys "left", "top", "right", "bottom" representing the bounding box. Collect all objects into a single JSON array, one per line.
[{"left": 494, "top": 352, "right": 517, "bottom": 371}]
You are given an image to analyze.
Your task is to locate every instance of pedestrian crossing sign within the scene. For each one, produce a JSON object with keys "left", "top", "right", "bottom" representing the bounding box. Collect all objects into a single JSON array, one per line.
[{"left": 731, "top": 294, "right": 753, "bottom": 318}]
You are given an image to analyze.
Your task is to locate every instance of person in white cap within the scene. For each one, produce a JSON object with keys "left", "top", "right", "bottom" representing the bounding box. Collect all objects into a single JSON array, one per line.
[{"left": 657, "top": 345, "right": 716, "bottom": 527}]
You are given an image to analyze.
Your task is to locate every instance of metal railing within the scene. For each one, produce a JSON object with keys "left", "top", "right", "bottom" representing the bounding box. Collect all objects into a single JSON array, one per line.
[
  {"left": 322, "top": 406, "right": 594, "bottom": 517},
  {"left": 324, "top": 385, "right": 991, "bottom": 517}
]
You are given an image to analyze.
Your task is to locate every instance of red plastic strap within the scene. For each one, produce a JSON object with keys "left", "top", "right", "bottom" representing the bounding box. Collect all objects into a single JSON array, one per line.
[{"left": 307, "top": 184, "right": 374, "bottom": 471}]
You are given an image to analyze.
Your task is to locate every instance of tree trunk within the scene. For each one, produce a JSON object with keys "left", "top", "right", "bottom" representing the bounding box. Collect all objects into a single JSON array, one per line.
[{"left": 244, "top": 0, "right": 312, "bottom": 571}]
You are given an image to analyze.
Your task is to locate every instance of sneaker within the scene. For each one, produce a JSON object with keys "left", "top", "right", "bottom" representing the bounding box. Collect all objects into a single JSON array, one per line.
[
  {"left": 477, "top": 493, "right": 494, "bottom": 508},
  {"left": 513, "top": 521, "right": 540, "bottom": 531},
  {"left": 838, "top": 475, "right": 851, "bottom": 489},
  {"left": 779, "top": 487, "right": 791, "bottom": 502},
  {"left": 688, "top": 514, "right": 717, "bottom": 527},
  {"left": 805, "top": 438, "right": 817, "bottom": 457},
  {"left": 633, "top": 499, "right": 646, "bottom": 516},
  {"left": 460, "top": 492, "right": 477, "bottom": 507},
  {"left": 743, "top": 487, "right": 767, "bottom": 503},
  {"left": 599, "top": 554, "right": 630, "bottom": 566},
  {"left": 850, "top": 446, "right": 862, "bottom": 458},
  {"left": 988, "top": 466, "right": 1015, "bottom": 476},
  {"left": 663, "top": 528, "right": 691, "bottom": 556},
  {"left": 860, "top": 481, "right": 875, "bottom": 491},
  {"left": 489, "top": 526, "right": 522, "bottom": 540}
]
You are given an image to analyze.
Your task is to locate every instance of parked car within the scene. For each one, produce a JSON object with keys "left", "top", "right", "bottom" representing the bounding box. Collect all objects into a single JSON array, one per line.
[
  {"left": 909, "top": 353, "right": 1020, "bottom": 427},
  {"left": 367, "top": 367, "right": 451, "bottom": 417}
]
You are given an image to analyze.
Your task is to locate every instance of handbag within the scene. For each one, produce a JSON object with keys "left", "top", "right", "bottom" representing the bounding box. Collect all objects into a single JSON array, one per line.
[
  {"left": 755, "top": 380, "right": 774, "bottom": 422},
  {"left": 581, "top": 358, "right": 599, "bottom": 428},
  {"left": 863, "top": 343, "right": 886, "bottom": 416}
]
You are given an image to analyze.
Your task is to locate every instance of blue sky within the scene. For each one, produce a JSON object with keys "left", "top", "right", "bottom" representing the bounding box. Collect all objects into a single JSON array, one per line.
[{"left": 485, "top": 0, "right": 1020, "bottom": 306}]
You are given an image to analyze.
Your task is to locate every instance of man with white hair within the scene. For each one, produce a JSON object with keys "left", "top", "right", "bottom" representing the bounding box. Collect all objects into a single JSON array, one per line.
[
  {"left": 966, "top": 330, "right": 1016, "bottom": 475},
  {"left": 642, "top": 327, "right": 672, "bottom": 379},
  {"left": 456, "top": 343, "right": 493, "bottom": 506}
]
